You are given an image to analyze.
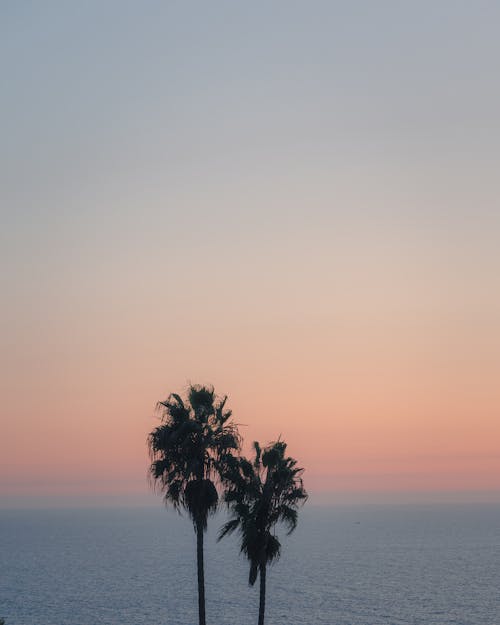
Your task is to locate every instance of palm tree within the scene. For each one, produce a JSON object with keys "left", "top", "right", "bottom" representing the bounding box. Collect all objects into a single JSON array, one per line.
[
  {"left": 148, "top": 384, "right": 240, "bottom": 625},
  {"left": 219, "top": 440, "right": 307, "bottom": 625}
]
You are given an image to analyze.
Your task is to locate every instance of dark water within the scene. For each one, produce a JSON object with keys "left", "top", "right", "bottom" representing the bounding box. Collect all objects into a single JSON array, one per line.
[{"left": 1, "top": 504, "right": 499, "bottom": 625}]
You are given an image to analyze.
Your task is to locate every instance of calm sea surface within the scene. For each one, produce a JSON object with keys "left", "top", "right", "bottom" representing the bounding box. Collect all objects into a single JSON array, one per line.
[{"left": 1, "top": 504, "right": 499, "bottom": 625}]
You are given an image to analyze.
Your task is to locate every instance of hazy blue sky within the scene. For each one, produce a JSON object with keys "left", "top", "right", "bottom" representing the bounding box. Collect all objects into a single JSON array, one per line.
[{"left": 1, "top": 1, "right": 499, "bottom": 506}]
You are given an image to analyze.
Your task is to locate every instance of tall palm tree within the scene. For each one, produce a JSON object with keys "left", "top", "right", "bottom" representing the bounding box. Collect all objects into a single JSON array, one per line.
[
  {"left": 148, "top": 384, "right": 240, "bottom": 625},
  {"left": 219, "top": 440, "right": 307, "bottom": 625}
]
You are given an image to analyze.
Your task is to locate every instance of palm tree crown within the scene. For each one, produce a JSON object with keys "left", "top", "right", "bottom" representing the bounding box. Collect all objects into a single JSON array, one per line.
[{"left": 148, "top": 384, "right": 240, "bottom": 528}]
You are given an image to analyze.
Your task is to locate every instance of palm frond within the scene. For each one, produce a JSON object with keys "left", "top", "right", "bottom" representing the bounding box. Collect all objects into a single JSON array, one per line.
[
  {"left": 184, "top": 479, "right": 218, "bottom": 530},
  {"left": 266, "top": 534, "right": 281, "bottom": 563},
  {"left": 278, "top": 505, "right": 298, "bottom": 534},
  {"left": 217, "top": 518, "right": 240, "bottom": 541},
  {"left": 249, "top": 561, "right": 259, "bottom": 586}
]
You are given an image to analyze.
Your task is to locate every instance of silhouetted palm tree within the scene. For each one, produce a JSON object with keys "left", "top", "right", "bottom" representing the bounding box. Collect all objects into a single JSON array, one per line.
[
  {"left": 148, "top": 384, "right": 240, "bottom": 625},
  {"left": 219, "top": 440, "right": 307, "bottom": 625}
]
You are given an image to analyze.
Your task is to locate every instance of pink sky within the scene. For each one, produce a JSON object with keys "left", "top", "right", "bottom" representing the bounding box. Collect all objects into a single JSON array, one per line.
[{"left": 2, "top": 2, "right": 499, "bottom": 506}]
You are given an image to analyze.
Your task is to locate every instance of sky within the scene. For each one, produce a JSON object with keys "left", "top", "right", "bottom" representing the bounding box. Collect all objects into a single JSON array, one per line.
[{"left": 1, "top": 1, "right": 499, "bottom": 507}]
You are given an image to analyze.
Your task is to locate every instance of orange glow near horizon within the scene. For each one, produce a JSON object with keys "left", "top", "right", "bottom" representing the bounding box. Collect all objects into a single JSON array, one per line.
[
  {"left": 2, "top": 2, "right": 500, "bottom": 506},
  {"left": 2, "top": 278, "right": 499, "bottom": 504}
]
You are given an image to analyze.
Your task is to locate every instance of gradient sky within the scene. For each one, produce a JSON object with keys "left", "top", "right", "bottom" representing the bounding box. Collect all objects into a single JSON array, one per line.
[{"left": 1, "top": 1, "right": 499, "bottom": 506}]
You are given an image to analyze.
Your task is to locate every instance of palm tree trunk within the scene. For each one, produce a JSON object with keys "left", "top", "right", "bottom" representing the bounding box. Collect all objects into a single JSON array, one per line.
[
  {"left": 258, "top": 563, "right": 266, "bottom": 625},
  {"left": 196, "top": 520, "right": 206, "bottom": 625}
]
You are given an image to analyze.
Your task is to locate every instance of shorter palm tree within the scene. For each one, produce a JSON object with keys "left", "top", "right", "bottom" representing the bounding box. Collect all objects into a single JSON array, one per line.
[{"left": 219, "top": 440, "right": 307, "bottom": 625}]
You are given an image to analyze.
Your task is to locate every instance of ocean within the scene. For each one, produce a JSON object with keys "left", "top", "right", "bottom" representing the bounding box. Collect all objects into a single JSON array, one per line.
[{"left": 1, "top": 504, "right": 499, "bottom": 625}]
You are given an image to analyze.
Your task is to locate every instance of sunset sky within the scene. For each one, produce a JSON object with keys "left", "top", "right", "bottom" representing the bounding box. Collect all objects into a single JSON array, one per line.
[{"left": 1, "top": 1, "right": 499, "bottom": 507}]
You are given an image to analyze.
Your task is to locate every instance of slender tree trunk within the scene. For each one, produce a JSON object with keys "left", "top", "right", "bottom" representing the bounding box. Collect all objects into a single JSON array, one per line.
[
  {"left": 196, "top": 520, "right": 206, "bottom": 625},
  {"left": 258, "top": 563, "right": 266, "bottom": 625}
]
